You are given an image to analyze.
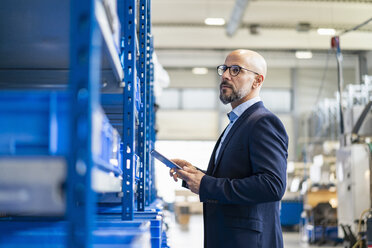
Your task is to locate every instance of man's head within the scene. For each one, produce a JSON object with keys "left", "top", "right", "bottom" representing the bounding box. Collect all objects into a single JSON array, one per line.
[{"left": 218, "top": 49, "right": 267, "bottom": 108}]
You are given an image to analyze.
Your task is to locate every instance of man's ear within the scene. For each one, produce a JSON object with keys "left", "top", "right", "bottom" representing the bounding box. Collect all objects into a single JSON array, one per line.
[{"left": 253, "top": 75, "right": 264, "bottom": 88}]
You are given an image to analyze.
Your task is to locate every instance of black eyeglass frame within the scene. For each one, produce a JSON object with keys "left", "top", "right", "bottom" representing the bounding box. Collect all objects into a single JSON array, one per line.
[{"left": 217, "top": 64, "right": 260, "bottom": 77}]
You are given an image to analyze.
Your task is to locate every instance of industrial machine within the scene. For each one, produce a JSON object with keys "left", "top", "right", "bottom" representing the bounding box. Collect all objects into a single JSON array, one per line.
[
  {"left": 336, "top": 144, "right": 371, "bottom": 247},
  {"left": 301, "top": 74, "right": 372, "bottom": 247},
  {"left": 336, "top": 77, "right": 372, "bottom": 247}
]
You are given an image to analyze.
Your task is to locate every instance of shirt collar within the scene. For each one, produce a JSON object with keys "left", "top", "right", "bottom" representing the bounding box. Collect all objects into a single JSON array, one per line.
[{"left": 231, "top": 96, "right": 261, "bottom": 119}]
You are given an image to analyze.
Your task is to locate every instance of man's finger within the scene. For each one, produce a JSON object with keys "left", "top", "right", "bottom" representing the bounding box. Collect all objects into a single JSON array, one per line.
[
  {"left": 173, "top": 171, "right": 178, "bottom": 182},
  {"left": 183, "top": 166, "right": 196, "bottom": 173},
  {"left": 169, "top": 168, "right": 178, "bottom": 182},
  {"left": 177, "top": 169, "right": 191, "bottom": 181},
  {"left": 171, "top": 159, "right": 183, "bottom": 166},
  {"left": 169, "top": 168, "right": 175, "bottom": 177},
  {"left": 171, "top": 159, "right": 181, "bottom": 164},
  {"left": 171, "top": 159, "right": 187, "bottom": 169}
]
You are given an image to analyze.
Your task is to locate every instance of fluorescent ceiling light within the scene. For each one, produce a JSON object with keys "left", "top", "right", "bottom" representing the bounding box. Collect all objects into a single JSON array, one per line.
[
  {"left": 317, "top": 28, "right": 336, "bottom": 35},
  {"left": 295, "top": 51, "right": 313, "bottom": 59},
  {"left": 192, "top": 67, "right": 208, "bottom": 75},
  {"left": 205, "top": 18, "right": 225, "bottom": 26}
]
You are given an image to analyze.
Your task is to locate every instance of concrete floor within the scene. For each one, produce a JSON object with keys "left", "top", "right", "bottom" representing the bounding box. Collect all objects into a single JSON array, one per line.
[{"left": 166, "top": 213, "right": 343, "bottom": 248}]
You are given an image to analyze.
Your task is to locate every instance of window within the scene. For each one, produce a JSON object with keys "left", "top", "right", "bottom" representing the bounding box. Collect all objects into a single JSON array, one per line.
[{"left": 261, "top": 89, "right": 292, "bottom": 113}]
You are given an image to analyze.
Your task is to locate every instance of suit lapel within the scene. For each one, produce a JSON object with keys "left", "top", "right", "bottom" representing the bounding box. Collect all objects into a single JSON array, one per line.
[{"left": 212, "top": 101, "right": 263, "bottom": 175}]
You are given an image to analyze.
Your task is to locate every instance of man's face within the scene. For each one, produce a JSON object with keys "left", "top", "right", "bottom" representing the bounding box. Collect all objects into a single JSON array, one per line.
[{"left": 219, "top": 53, "right": 256, "bottom": 105}]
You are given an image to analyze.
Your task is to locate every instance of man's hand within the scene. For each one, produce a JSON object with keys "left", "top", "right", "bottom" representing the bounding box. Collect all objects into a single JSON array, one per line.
[
  {"left": 169, "top": 159, "right": 195, "bottom": 182},
  {"left": 168, "top": 159, "right": 205, "bottom": 194},
  {"left": 177, "top": 166, "right": 205, "bottom": 194}
]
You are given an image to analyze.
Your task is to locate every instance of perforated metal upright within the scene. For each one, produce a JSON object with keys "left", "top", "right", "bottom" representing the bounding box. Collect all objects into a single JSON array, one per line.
[
  {"left": 145, "top": 0, "right": 153, "bottom": 207},
  {"left": 68, "top": 0, "right": 102, "bottom": 246},
  {"left": 137, "top": 0, "right": 148, "bottom": 211},
  {"left": 149, "top": 36, "right": 157, "bottom": 203},
  {"left": 121, "top": 0, "right": 137, "bottom": 221}
]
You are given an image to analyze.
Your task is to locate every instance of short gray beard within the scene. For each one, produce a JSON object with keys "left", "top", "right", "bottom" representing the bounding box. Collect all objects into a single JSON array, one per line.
[{"left": 219, "top": 86, "right": 249, "bottom": 105}]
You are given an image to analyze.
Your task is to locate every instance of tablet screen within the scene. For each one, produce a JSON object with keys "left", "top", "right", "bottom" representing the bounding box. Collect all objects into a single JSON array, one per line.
[{"left": 151, "top": 150, "right": 182, "bottom": 170}]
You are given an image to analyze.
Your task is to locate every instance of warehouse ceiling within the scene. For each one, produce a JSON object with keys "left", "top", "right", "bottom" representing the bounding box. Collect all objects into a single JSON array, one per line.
[{"left": 152, "top": 0, "right": 372, "bottom": 67}]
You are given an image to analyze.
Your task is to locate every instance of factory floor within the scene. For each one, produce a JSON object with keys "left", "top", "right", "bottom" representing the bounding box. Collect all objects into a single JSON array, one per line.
[{"left": 166, "top": 213, "right": 343, "bottom": 248}]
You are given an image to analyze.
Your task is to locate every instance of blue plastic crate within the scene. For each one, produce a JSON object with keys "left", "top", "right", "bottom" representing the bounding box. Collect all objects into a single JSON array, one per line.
[
  {"left": 307, "top": 225, "right": 341, "bottom": 244},
  {"left": 280, "top": 200, "right": 304, "bottom": 226},
  {"left": 0, "top": 91, "right": 122, "bottom": 175},
  {"left": 0, "top": 91, "right": 70, "bottom": 156},
  {"left": 95, "top": 208, "right": 163, "bottom": 247},
  {"left": 100, "top": 90, "right": 141, "bottom": 133},
  {"left": 0, "top": 219, "right": 151, "bottom": 247},
  {"left": 151, "top": 237, "right": 161, "bottom": 248},
  {"left": 94, "top": 112, "right": 122, "bottom": 175},
  {"left": 150, "top": 219, "right": 162, "bottom": 248}
]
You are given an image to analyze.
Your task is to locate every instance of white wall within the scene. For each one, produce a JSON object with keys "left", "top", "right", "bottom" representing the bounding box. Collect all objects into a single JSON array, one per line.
[{"left": 157, "top": 110, "right": 218, "bottom": 140}]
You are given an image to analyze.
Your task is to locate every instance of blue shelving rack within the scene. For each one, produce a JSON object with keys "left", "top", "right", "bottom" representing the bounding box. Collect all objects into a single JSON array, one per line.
[{"left": 0, "top": 0, "right": 167, "bottom": 247}]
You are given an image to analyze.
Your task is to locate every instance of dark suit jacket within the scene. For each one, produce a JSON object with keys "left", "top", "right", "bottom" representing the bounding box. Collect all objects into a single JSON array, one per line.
[{"left": 198, "top": 101, "right": 288, "bottom": 248}]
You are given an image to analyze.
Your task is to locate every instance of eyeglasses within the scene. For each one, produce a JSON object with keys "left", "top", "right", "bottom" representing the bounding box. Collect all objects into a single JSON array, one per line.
[{"left": 217, "top": 65, "right": 259, "bottom": 77}]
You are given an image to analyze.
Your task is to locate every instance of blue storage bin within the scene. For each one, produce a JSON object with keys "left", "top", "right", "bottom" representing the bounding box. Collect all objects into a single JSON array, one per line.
[
  {"left": 307, "top": 225, "right": 341, "bottom": 244},
  {"left": 151, "top": 237, "right": 161, "bottom": 248},
  {"left": 0, "top": 91, "right": 122, "bottom": 175},
  {"left": 280, "top": 200, "right": 304, "bottom": 226},
  {"left": 151, "top": 220, "right": 161, "bottom": 236},
  {"left": 0, "top": 219, "right": 151, "bottom": 247},
  {"left": 0, "top": 91, "right": 70, "bottom": 156},
  {"left": 150, "top": 219, "right": 162, "bottom": 248},
  {"left": 97, "top": 212, "right": 163, "bottom": 247}
]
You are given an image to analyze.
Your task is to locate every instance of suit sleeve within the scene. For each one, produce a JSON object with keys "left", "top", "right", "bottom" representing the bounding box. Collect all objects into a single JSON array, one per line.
[{"left": 199, "top": 115, "right": 288, "bottom": 204}]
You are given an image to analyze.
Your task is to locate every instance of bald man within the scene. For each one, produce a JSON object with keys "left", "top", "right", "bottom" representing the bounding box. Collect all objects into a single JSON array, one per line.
[{"left": 170, "top": 50, "right": 288, "bottom": 248}]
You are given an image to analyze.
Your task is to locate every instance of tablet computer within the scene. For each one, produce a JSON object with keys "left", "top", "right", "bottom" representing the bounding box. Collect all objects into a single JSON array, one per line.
[{"left": 151, "top": 150, "right": 182, "bottom": 170}]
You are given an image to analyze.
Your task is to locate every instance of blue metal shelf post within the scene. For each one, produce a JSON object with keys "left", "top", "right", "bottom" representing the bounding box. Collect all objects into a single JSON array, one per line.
[
  {"left": 146, "top": 0, "right": 156, "bottom": 204},
  {"left": 137, "top": 0, "right": 148, "bottom": 211},
  {"left": 145, "top": 0, "right": 152, "bottom": 207},
  {"left": 149, "top": 36, "right": 157, "bottom": 203},
  {"left": 121, "top": 0, "right": 137, "bottom": 221},
  {"left": 68, "top": 0, "right": 102, "bottom": 246}
]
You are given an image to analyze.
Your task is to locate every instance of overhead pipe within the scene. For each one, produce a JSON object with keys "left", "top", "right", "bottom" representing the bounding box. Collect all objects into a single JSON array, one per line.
[{"left": 226, "top": 0, "right": 251, "bottom": 37}]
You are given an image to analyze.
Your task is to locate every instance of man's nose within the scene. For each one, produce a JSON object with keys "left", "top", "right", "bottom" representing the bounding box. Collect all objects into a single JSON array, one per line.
[{"left": 222, "top": 69, "right": 231, "bottom": 81}]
